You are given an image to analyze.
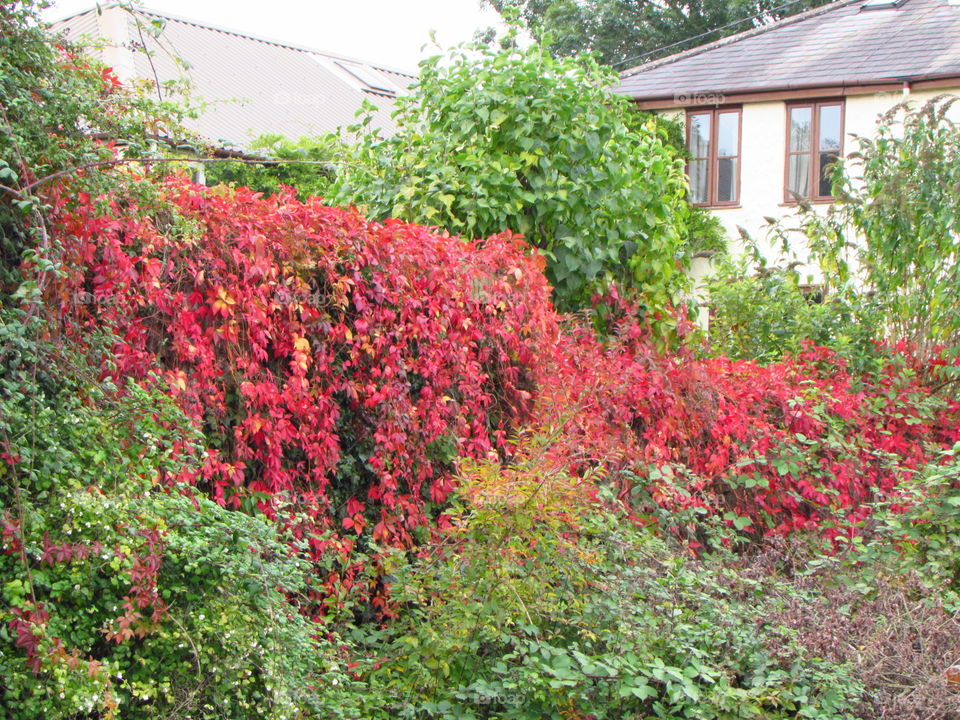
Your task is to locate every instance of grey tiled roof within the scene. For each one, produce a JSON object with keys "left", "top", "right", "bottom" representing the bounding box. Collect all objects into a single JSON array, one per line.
[
  {"left": 52, "top": 6, "right": 415, "bottom": 150},
  {"left": 617, "top": 0, "right": 960, "bottom": 101}
]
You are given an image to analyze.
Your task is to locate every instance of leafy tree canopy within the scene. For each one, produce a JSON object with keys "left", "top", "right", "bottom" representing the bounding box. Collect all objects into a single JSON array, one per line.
[
  {"left": 486, "top": 0, "right": 832, "bottom": 67},
  {"left": 332, "top": 34, "right": 718, "bottom": 320},
  {"left": 203, "top": 133, "right": 339, "bottom": 200}
]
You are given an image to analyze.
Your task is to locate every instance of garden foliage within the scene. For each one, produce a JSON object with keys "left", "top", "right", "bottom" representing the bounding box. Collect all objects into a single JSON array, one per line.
[
  {"left": 355, "top": 435, "right": 862, "bottom": 719},
  {"left": 203, "top": 133, "right": 339, "bottom": 200},
  {"left": 798, "top": 97, "right": 960, "bottom": 362},
  {"left": 0, "top": 3, "right": 191, "bottom": 294},
  {"left": 0, "top": 315, "right": 355, "bottom": 719},
  {"left": 331, "top": 35, "right": 705, "bottom": 318},
  {"left": 704, "top": 243, "right": 881, "bottom": 370},
  {"left": 532, "top": 292, "right": 960, "bottom": 539},
  {"left": 46, "top": 177, "right": 550, "bottom": 594},
  {"left": 1, "top": 168, "right": 956, "bottom": 720},
  {"left": 4, "top": 4, "right": 960, "bottom": 717},
  {"left": 37, "top": 173, "right": 960, "bottom": 565}
]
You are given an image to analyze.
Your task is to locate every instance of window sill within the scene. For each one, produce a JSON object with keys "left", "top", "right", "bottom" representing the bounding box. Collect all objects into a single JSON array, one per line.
[{"left": 693, "top": 204, "right": 741, "bottom": 210}]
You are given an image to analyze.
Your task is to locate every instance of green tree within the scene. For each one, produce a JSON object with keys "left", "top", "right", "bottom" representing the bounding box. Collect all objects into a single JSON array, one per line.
[
  {"left": 204, "top": 133, "right": 339, "bottom": 200},
  {"left": 487, "top": 0, "right": 831, "bottom": 67},
  {"left": 800, "top": 97, "right": 960, "bottom": 364},
  {"left": 332, "top": 36, "right": 712, "bottom": 319}
]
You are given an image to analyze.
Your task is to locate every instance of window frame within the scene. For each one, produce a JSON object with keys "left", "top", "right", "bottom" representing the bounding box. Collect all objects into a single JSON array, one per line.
[
  {"left": 685, "top": 106, "right": 742, "bottom": 208},
  {"left": 783, "top": 99, "right": 845, "bottom": 204}
]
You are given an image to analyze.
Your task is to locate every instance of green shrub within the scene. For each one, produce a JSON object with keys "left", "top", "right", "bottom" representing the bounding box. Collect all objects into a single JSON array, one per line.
[
  {"left": 0, "top": 316, "right": 359, "bottom": 719},
  {"left": 705, "top": 240, "right": 882, "bottom": 370},
  {"left": 349, "top": 433, "right": 862, "bottom": 719},
  {"left": 840, "top": 442, "right": 960, "bottom": 610},
  {"left": 204, "top": 133, "right": 339, "bottom": 200},
  {"left": 331, "top": 32, "right": 703, "bottom": 320}
]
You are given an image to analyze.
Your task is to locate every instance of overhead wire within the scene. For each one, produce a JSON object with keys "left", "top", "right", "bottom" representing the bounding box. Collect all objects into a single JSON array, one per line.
[{"left": 612, "top": 0, "right": 824, "bottom": 68}]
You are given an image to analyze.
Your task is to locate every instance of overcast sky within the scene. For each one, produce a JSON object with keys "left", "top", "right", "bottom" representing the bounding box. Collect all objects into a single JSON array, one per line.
[{"left": 43, "top": 0, "right": 506, "bottom": 73}]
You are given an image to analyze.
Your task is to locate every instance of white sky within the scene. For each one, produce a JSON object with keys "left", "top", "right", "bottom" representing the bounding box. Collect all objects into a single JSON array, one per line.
[{"left": 43, "top": 0, "right": 506, "bottom": 73}]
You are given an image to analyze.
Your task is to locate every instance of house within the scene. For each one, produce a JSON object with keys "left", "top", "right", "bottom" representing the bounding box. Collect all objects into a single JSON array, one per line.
[
  {"left": 51, "top": 5, "right": 415, "bottom": 152},
  {"left": 616, "top": 0, "right": 960, "bottom": 280}
]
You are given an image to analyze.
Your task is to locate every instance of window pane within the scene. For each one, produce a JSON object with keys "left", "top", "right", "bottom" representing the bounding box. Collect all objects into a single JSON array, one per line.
[
  {"left": 787, "top": 154, "right": 810, "bottom": 198},
  {"left": 819, "top": 104, "right": 841, "bottom": 151},
  {"left": 717, "top": 112, "right": 739, "bottom": 157},
  {"left": 717, "top": 158, "right": 737, "bottom": 203},
  {"left": 689, "top": 159, "right": 709, "bottom": 204},
  {"left": 818, "top": 151, "right": 838, "bottom": 196},
  {"left": 688, "top": 114, "right": 711, "bottom": 158},
  {"left": 789, "top": 107, "right": 812, "bottom": 152}
]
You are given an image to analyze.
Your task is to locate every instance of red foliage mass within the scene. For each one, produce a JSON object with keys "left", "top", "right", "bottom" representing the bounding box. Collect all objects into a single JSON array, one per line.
[
  {"left": 535, "top": 295, "right": 960, "bottom": 539},
  {"left": 44, "top": 177, "right": 960, "bottom": 573},
  {"left": 49, "top": 178, "right": 550, "bottom": 571}
]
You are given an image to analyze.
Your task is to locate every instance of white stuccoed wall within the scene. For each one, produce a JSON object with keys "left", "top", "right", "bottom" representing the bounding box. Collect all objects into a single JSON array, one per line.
[
  {"left": 671, "top": 87, "right": 960, "bottom": 293},
  {"left": 670, "top": 87, "right": 960, "bottom": 326}
]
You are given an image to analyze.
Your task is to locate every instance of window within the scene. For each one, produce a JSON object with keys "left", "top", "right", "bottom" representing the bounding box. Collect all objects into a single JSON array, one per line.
[
  {"left": 799, "top": 284, "right": 825, "bottom": 305},
  {"left": 333, "top": 60, "right": 399, "bottom": 96},
  {"left": 860, "top": 0, "right": 909, "bottom": 11},
  {"left": 686, "top": 107, "right": 741, "bottom": 207},
  {"left": 785, "top": 100, "right": 843, "bottom": 202}
]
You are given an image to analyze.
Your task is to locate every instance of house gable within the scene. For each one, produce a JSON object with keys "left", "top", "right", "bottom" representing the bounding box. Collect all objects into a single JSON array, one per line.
[{"left": 50, "top": 5, "right": 416, "bottom": 151}]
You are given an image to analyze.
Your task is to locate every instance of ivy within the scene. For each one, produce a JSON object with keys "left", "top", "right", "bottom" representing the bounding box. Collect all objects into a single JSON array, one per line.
[
  {"left": 47, "top": 176, "right": 551, "bottom": 598},
  {"left": 533, "top": 292, "right": 960, "bottom": 539}
]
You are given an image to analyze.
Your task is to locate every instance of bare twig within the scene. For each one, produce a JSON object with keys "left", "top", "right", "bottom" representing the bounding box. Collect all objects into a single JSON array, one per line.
[{"left": 128, "top": 5, "right": 164, "bottom": 103}]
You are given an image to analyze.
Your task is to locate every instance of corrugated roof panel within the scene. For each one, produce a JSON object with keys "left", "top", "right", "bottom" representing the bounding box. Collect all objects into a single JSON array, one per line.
[
  {"left": 50, "top": 9, "right": 100, "bottom": 42},
  {"left": 52, "top": 6, "right": 414, "bottom": 149}
]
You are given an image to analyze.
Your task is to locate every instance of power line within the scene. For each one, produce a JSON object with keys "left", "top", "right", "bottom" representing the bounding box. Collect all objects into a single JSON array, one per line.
[{"left": 612, "top": 0, "right": 820, "bottom": 69}]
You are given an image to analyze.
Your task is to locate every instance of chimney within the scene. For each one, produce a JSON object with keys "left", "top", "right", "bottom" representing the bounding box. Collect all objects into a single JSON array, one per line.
[{"left": 97, "top": 5, "right": 137, "bottom": 83}]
